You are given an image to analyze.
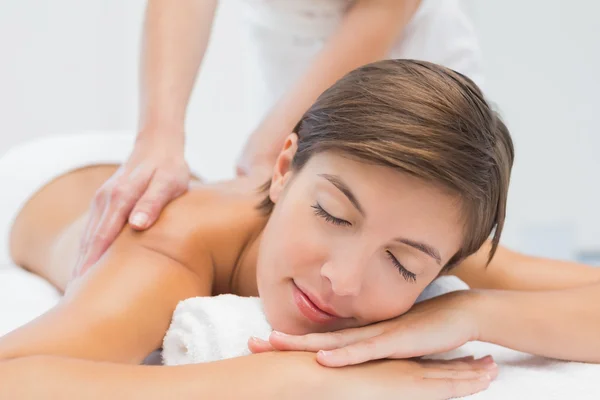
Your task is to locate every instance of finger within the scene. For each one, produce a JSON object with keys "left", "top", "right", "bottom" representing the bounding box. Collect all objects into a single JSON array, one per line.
[
  {"left": 76, "top": 167, "right": 149, "bottom": 272},
  {"left": 425, "top": 374, "right": 492, "bottom": 399},
  {"left": 78, "top": 200, "right": 131, "bottom": 273},
  {"left": 421, "top": 356, "right": 496, "bottom": 372},
  {"left": 268, "top": 325, "right": 383, "bottom": 352},
  {"left": 316, "top": 333, "right": 396, "bottom": 367},
  {"left": 129, "top": 174, "right": 187, "bottom": 230},
  {"left": 448, "top": 355, "right": 475, "bottom": 362},
  {"left": 73, "top": 195, "right": 105, "bottom": 277},
  {"left": 78, "top": 177, "right": 117, "bottom": 254},
  {"left": 81, "top": 170, "right": 152, "bottom": 265},
  {"left": 248, "top": 337, "right": 275, "bottom": 354},
  {"left": 421, "top": 367, "right": 492, "bottom": 380}
]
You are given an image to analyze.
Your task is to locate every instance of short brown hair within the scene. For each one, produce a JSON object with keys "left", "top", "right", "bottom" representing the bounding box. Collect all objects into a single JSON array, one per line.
[{"left": 257, "top": 59, "right": 514, "bottom": 269}]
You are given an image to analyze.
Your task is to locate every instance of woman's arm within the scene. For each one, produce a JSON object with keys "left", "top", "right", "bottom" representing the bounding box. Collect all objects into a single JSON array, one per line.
[
  {"left": 0, "top": 352, "right": 493, "bottom": 399},
  {"left": 452, "top": 241, "right": 600, "bottom": 291},
  {"left": 0, "top": 224, "right": 213, "bottom": 363},
  {"left": 238, "top": 0, "right": 421, "bottom": 174},
  {"left": 467, "top": 281, "right": 600, "bottom": 362},
  {"left": 451, "top": 243, "right": 600, "bottom": 362},
  {"left": 0, "top": 353, "right": 319, "bottom": 399}
]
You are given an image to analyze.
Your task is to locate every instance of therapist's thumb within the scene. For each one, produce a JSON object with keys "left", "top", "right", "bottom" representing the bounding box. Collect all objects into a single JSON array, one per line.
[{"left": 129, "top": 172, "right": 189, "bottom": 230}]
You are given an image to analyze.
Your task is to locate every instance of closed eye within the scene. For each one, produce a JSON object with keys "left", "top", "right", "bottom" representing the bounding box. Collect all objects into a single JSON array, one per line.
[
  {"left": 311, "top": 203, "right": 352, "bottom": 227},
  {"left": 386, "top": 251, "right": 417, "bottom": 283}
]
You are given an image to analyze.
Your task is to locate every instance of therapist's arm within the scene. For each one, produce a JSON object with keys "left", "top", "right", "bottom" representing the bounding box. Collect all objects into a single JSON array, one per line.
[
  {"left": 76, "top": 0, "right": 218, "bottom": 274},
  {"left": 139, "top": 0, "right": 217, "bottom": 136},
  {"left": 237, "top": 0, "right": 421, "bottom": 176}
]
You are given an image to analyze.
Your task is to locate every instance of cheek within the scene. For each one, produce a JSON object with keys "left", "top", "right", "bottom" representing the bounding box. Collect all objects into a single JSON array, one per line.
[
  {"left": 359, "top": 274, "right": 428, "bottom": 323},
  {"left": 268, "top": 200, "right": 327, "bottom": 275},
  {"left": 255, "top": 202, "right": 331, "bottom": 333}
]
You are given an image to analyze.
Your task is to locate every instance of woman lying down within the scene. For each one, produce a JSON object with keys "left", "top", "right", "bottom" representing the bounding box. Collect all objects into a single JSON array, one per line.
[{"left": 1, "top": 60, "right": 599, "bottom": 399}]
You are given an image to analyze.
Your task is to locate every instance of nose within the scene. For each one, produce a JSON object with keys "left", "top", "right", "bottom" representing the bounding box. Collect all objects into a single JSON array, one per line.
[{"left": 320, "top": 259, "right": 364, "bottom": 297}]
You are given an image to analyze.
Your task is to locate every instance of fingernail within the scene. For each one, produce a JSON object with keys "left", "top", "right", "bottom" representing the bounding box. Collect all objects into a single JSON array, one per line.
[
  {"left": 318, "top": 350, "right": 332, "bottom": 358},
  {"left": 479, "top": 374, "right": 491, "bottom": 381},
  {"left": 272, "top": 331, "right": 288, "bottom": 338},
  {"left": 130, "top": 213, "right": 148, "bottom": 228}
]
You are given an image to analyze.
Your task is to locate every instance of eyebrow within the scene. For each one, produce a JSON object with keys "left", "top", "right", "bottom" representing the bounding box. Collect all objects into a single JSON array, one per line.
[
  {"left": 394, "top": 238, "right": 442, "bottom": 265},
  {"left": 318, "top": 174, "right": 365, "bottom": 216},
  {"left": 318, "top": 173, "right": 441, "bottom": 265}
]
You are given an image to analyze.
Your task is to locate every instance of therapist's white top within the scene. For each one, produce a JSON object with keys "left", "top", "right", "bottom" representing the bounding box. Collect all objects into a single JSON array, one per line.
[{"left": 232, "top": 0, "right": 484, "bottom": 117}]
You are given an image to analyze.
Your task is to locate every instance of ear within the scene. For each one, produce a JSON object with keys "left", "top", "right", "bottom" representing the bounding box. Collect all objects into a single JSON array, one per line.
[{"left": 269, "top": 133, "right": 299, "bottom": 204}]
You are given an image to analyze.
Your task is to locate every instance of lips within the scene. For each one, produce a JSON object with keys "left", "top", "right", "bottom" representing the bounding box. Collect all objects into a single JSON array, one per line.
[{"left": 292, "top": 281, "right": 340, "bottom": 324}]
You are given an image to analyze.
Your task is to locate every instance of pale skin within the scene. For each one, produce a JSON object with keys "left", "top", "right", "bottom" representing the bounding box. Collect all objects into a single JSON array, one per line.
[
  {"left": 1, "top": 134, "right": 600, "bottom": 398},
  {"left": 76, "top": 0, "right": 422, "bottom": 274}
]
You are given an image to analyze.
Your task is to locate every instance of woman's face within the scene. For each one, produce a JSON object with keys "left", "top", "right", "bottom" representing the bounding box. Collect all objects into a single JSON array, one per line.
[{"left": 256, "top": 135, "right": 465, "bottom": 335}]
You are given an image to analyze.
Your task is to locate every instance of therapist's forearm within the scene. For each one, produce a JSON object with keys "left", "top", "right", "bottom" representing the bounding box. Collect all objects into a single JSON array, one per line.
[
  {"left": 0, "top": 352, "right": 324, "bottom": 399},
  {"left": 138, "top": 0, "right": 217, "bottom": 136},
  {"left": 255, "top": 0, "right": 419, "bottom": 141},
  {"left": 473, "top": 283, "right": 600, "bottom": 363}
]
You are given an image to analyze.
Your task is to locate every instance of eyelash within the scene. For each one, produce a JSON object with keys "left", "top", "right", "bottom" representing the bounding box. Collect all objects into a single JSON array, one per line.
[
  {"left": 386, "top": 251, "right": 417, "bottom": 283},
  {"left": 311, "top": 203, "right": 417, "bottom": 283},
  {"left": 311, "top": 203, "right": 352, "bottom": 226}
]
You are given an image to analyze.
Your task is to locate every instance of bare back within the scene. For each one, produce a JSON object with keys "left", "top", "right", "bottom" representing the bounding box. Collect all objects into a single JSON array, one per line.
[{"left": 2, "top": 165, "right": 267, "bottom": 363}]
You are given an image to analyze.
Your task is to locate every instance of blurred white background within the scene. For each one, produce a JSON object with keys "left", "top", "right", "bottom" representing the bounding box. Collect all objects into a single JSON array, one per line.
[{"left": 0, "top": 0, "right": 598, "bottom": 261}]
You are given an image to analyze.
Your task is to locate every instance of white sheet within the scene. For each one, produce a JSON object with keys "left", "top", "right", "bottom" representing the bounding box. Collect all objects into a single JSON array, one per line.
[
  {"left": 0, "top": 263, "right": 59, "bottom": 336},
  {"left": 1, "top": 261, "right": 599, "bottom": 398}
]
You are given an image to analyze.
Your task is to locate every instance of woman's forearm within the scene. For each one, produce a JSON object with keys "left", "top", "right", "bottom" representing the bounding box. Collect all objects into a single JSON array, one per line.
[
  {"left": 472, "top": 282, "right": 600, "bottom": 363},
  {"left": 0, "top": 352, "right": 325, "bottom": 399},
  {"left": 138, "top": 0, "right": 217, "bottom": 135}
]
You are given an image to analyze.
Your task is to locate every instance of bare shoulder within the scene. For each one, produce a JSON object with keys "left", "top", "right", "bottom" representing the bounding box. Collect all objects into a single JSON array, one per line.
[{"left": 127, "top": 177, "right": 268, "bottom": 280}]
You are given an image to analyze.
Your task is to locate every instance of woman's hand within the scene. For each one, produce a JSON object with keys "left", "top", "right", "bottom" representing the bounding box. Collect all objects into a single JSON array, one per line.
[
  {"left": 249, "top": 290, "right": 481, "bottom": 367},
  {"left": 321, "top": 354, "right": 497, "bottom": 399},
  {"left": 74, "top": 130, "right": 190, "bottom": 276}
]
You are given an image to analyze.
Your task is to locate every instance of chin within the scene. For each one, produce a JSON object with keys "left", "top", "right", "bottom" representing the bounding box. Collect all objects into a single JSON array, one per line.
[
  {"left": 262, "top": 291, "right": 311, "bottom": 335},
  {"left": 267, "top": 312, "right": 311, "bottom": 335}
]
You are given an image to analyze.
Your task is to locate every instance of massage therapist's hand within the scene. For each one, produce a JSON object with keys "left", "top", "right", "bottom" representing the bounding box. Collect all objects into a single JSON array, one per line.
[
  {"left": 235, "top": 123, "right": 285, "bottom": 179},
  {"left": 74, "top": 130, "right": 190, "bottom": 276},
  {"left": 250, "top": 290, "right": 482, "bottom": 367}
]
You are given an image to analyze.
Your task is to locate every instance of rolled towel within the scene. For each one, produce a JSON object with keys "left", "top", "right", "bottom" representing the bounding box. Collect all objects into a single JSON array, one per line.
[
  {"left": 162, "top": 294, "right": 272, "bottom": 366},
  {"left": 161, "top": 276, "right": 470, "bottom": 366}
]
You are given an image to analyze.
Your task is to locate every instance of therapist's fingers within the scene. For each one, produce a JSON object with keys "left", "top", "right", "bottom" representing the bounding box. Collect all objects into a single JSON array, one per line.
[
  {"left": 73, "top": 196, "right": 104, "bottom": 277},
  {"left": 129, "top": 170, "right": 189, "bottom": 230},
  {"left": 75, "top": 167, "right": 151, "bottom": 274}
]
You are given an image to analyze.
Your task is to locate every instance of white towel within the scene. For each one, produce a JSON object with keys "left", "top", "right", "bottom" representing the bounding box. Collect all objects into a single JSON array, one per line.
[
  {"left": 161, "top": 276, "right": 467, "bottom": 366},
  {"left": 162, "top": 294, "right": 273, "bottom": 365}
]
